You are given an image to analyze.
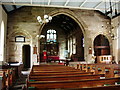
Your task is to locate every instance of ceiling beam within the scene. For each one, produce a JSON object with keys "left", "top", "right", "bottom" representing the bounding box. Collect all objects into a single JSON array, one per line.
[
  {"left": 64, "top": 0, "right": 70, "bottom": 6},
  {"left": 94, "top": 1, "right": 103, "bottom": 9},
  {"left": 79, "top": 0, "right": 87, "bottom": 7},
  {"left": 2, "top": 5, "right": 8, "bottom": 13},
  {"left": 48, "top": 0, "right": 51, "bottom": 5},
  {"left": 0, "top": 2, "right": 104, "bottom": 11}
]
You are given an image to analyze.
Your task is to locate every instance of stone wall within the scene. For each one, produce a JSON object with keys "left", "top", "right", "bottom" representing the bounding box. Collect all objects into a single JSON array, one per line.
[
  {"left": 112, "top": 16, "right": 120, "bottom": 63},
  {"left": 7, "top": 6, "right": 115, "bottom": 66}
]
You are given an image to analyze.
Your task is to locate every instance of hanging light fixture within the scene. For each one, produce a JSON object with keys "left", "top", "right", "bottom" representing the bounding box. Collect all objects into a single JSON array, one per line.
[
  {"left": 37, "top": 15, "right": 52, "bottom": 24},
  {"left": 37, "top": 1, "right": 52, "bottom": 24}
]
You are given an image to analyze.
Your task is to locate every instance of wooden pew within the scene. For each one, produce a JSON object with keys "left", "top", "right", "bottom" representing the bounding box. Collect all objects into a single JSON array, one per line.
[
  {"left": 30, "top": 71, "right": 94, "bottom": 77},
  {"left": 0, "top": 69, "right": 10, "bottom": 88},
  {"left": 77, "top": 64, "right": 96, "bottom": 73},
  {"left": 66, "top": 85, "right": 120, "bottom": 90},
  {"left": 0, "top": 68, "right": 15, "bottom": 89},
  {"left": 29, "top": 65, "right": 104, "bottom": 85},
  {"left": 32, "top": 69, "right": 84, "bottom": 73},
  {"left": 29, "top": 74, "right": 104, "bottom": 81},
  {"left": 77, "top": 64, "right": 120, "bottom": 78},
  {"left": 0, "top": 71, "right": 6, "bottom": 90},
  {"left": 9, "top": 68, "right": 15, "bottom": 86},
  {"left": 31, "top": 65, "right": 85, "bottom": 73},
  {"left": 27, "top": 77, "right": 120, "bottom": 89},
  {"left": 27, "top": 64, "right": 120, "bottom": 89},
  {"left": 30, "top": 70, "right": 86, "bottom": 75},
  {"left": 32, "top": 67, "right": 77, "bottom": 71}
]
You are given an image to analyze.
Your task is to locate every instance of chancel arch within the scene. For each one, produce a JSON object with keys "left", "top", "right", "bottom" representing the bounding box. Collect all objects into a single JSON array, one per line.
[{"left": 39, "top": 14, "right": 84, "bottom": 62}]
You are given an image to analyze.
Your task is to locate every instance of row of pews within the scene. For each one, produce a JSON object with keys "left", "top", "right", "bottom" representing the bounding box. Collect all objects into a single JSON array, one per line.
[
  {"left": 0, "top": 68, "right": 15, "bottom": 90},
  {"left": 0, "top": 63, "right": 23, "bottom": 90},
  {"left": 76, "top": 64, "right": 120, "bottom": 78},
  {"left": 27, "top": 64, "right": 120, "bottom": 90}
]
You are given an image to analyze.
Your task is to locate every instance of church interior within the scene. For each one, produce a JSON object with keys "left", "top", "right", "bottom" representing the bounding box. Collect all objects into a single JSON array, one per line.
[{"left": 0, "top": 0, "right": 120, "bottom": 89}]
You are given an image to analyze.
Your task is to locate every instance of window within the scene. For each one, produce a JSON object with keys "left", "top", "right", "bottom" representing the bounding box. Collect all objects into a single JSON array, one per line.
[
  {"left": 68, "top": 39, "right": 70, "bottom": 52},
  {"left": 70, "top": 38, "right": 72, "bottom": 56},
  {"left": 0, "top": 21, "right": 4, "bottom": 61},
  {"left": 82, "top": 38, "right": 84, "bottom": 47},
  {"left": 47, "top": 29, "right": 57, "bottom": 42},
  {"left": 15, "top": 36, "right": 25, "bottom": 42},
  {"left": 73, "top": 37, "right": 76, "bottom": 54}
]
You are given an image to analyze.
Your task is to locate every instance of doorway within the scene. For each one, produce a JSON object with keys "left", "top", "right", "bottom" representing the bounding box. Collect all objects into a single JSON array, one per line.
[{"left": 22, "top": 45, "right": 31, "bottom": 68}]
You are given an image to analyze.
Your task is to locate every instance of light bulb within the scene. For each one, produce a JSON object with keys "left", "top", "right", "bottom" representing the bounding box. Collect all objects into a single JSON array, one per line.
[
  {"left": 48, "top": 16, "right": 52, "bottom": 20},
  {"left": 36, "top": 35, "right": 39, "bottom": 37},
  {"left": 37, "top": 16, "right": 41, "bottom": 20},
  {"left": 45, "top": 19, "right": 49, "bottom": 23},
  {"left": 38, "top": 19, "right": 42, "bottom": 23},
  {"left": 44, "top": 15, "right": 48, "bottom": 19}
]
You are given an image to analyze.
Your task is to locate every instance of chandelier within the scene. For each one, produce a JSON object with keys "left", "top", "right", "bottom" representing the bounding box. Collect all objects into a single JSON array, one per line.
[
  {"left": 37, "top": 1, "right": 52, "bottom": 24},
  {"left": 37, "top": 15, "right": 52, "bottom": 24}
]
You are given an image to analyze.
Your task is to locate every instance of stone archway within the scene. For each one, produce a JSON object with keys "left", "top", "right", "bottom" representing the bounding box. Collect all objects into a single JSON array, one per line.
[
  {"left": 39, "top": 13, "right": 84, "bottom": 62},
  {"left": 39, "top": 9, "right": 86, "bottom": 36},
  {"left": 94, "top": 34, "right": 110, "bottom": 63},
  {"left": 7, "top": 30, "right": 32, "bottom": 65}
]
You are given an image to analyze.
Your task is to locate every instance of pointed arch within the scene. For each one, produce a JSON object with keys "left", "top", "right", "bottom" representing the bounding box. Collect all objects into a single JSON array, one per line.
[{"left": 39, "top": 9, "right": 86, "bottom": 36}]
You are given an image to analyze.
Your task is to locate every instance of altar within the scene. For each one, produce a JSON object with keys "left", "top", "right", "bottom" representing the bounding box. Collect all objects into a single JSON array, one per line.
[{"left": 47, "top": 56, "right": 59, "bottom": 62}]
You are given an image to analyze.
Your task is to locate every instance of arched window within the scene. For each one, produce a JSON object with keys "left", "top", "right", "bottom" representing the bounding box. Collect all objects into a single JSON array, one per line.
[
  {"left": 47, "top": 29, "right": 57, "bottom": 42},
  {"left": 0, "top": 21, "right": 5, "bottom": 61},
  {"left": 82, "top": 38, "right": 84, "bottom": 47}
]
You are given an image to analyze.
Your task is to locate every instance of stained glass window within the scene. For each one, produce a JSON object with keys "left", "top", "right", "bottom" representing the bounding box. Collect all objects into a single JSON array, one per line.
[{"left": 47, "top": 29, "right": 57, "bottom": 42}]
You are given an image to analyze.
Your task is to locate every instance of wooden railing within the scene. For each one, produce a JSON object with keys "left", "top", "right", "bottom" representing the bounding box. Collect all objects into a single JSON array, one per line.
[{"left": 97, "top": 55, "right": 113, "bottom": 64}]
